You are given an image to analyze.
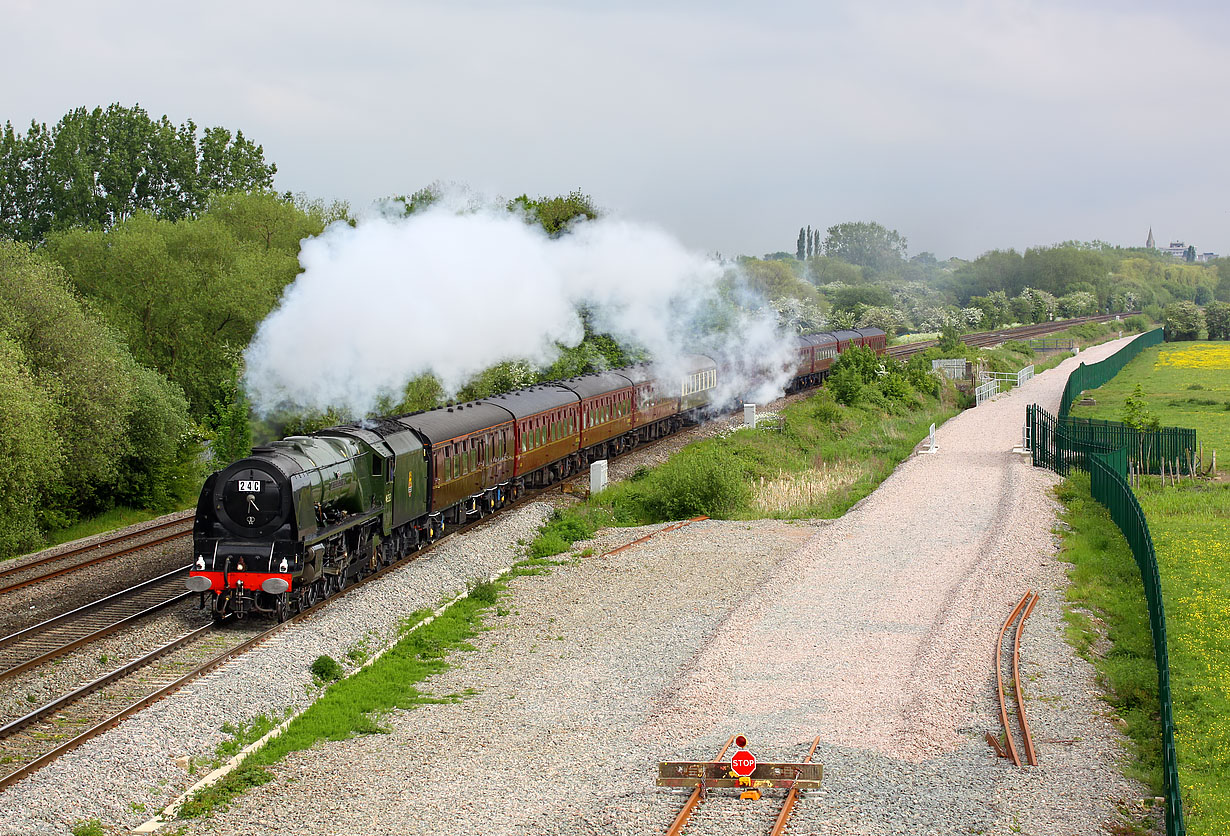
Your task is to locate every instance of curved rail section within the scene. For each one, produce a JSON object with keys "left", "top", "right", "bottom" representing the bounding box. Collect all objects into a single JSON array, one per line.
[
  {"left": 995, "top": 589, "right": 1038, "bottom": 767},
  {"left": 0, "top": 474, "right": 618, "bottom": 791},
  {"left": 0, "top": 519, "right": 192, "bottom": 596}
]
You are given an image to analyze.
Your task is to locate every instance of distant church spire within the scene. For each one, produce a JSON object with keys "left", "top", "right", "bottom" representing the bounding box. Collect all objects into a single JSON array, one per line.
[{"left": 1147, "top": 227, "right": 1155, "bottom": 248}]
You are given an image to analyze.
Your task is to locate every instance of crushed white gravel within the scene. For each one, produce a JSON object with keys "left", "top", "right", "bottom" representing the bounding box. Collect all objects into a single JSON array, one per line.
[{"left": 0, "top": 336, "right": 1161, "bottom": 836}]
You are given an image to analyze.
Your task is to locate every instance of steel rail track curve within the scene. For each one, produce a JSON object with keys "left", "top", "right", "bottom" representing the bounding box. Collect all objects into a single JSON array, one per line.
[
  {"left": 995, "top": 589, "right": 1039, "bottom": 768},
  {"left": 0, "top": 451, "right": 686, "bottom": 792}
]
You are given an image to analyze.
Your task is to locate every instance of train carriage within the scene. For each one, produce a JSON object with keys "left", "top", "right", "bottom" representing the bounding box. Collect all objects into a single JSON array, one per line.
[
  {"left": 624, "top": 364, "right": 682, "bottom": 442},
  {"left": 678, "top": 355, "right": 719, "bottom": 415},
  {"left": 396, "top": 402, "right": 515, "bottom": 526},
  {"left": 482, "top": 386, "right": 581, "bottom": 489},
  {"left": 556, "top": 372, "right": 637, "bottom": 460}
]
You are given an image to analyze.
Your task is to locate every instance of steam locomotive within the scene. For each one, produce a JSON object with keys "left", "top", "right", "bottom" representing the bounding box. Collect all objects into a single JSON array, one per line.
[{"left": 188, "top": 328, "right": 886, "bottom": 620}]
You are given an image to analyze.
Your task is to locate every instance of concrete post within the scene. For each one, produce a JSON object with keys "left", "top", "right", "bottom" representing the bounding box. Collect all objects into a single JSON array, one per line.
[
  {"left": 744, "top": 403, "right": 756, "bottom": 427},
  {"left": 590, "top": 459, "right": 608, "bottom": 495}
]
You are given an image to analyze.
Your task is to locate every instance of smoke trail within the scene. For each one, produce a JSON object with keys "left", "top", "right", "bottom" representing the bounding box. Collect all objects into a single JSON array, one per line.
[{"left": 243, "top": 196, "right": 796, "bottom": 417}]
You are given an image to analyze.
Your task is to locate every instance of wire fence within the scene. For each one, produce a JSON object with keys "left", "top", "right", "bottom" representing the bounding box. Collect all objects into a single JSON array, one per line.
[{"left": 1026, "top": 328, "right": 1187, "bottom": 836}]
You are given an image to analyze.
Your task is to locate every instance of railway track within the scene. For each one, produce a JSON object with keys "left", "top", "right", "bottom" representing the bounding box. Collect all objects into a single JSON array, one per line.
[
  {"left": 662, "top": 736, "right": 822, "bottom": 836},
  {"left": 0, "top": 567, "right": 193, "bottom": 680},
  {"left": 992, "top": 589, "right": 1039, "bottom": 767},
  {"left": 0, "top": 516, "right": 193, "bottom": 597},
  {"left": 0, "top": 458, "right": 647, "bottom": 792},
  {"left": 887, "top": 312, "right": 1134, "bottom": 360}
]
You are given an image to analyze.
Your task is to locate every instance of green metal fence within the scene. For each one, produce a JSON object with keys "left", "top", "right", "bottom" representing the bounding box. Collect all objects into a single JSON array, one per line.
[
  {"left": 1089, "top": 449, "right": 1184, "bottom": 836},
  {"left": 1059, "top": 327, "right": 1164, "bottom": 419},
  {"left": 1029, "top": 405, "right": 1198, "bottom": 477},
  {"left": 1027, "top": 329, "right": 1187, "bottom": 836}
]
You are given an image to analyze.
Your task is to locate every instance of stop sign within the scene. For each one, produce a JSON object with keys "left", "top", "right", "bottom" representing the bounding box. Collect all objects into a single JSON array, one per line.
[{"left": 731, "top": 749, "right": 756, "bottom": 777}]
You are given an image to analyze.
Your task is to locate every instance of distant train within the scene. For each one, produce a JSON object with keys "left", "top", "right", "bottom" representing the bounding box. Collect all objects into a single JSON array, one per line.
[{"left": 188, "top": 328, "right": 886, "bottom": 620}]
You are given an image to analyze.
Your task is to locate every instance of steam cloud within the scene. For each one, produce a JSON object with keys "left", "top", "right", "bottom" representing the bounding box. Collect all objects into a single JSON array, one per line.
[{"left": 244, "top": 196, "right": 796, "bottom": 418}]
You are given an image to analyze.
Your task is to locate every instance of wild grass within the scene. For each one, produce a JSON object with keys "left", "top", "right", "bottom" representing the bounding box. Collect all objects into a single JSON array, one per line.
[
  {"left": 177, "top": 581, "right": 501, "bottom": 819},
  {"left": 1052, "top": 474, "right": 1162, "bottom": 793},
  {"left": 750, "top": 462, "right": 865, "bottom": 516}
]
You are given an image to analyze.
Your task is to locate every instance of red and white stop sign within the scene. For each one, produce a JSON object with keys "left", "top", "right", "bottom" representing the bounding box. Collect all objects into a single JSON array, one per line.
[{"left": 731, "top": 749, "right": 756, "bottom": 777}]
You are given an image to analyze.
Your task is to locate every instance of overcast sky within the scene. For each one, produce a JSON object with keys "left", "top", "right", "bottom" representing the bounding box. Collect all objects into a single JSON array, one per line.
[{"left": 5, "top": 0, "right": 1227, "bottom": 261}]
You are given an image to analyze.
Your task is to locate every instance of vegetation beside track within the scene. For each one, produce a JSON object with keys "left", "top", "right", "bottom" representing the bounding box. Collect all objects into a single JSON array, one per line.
[
  {"left": 529, "top": 351, "right": 960, "bottom": 557},
  {"left": 1062, "top": 339, "right": 1230, "bottom": 836},
  {"left": 174, "top": 572, "right": 554, "bottom": 819}
]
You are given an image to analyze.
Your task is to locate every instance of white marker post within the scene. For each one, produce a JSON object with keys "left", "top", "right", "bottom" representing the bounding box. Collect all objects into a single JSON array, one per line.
[
  {"left": 744, "top": 403, "right": 757, "bottom": 427},
  {"left": 927, "top": 423, "right": 938, "bottom": 453},
  {"left": 590, "top": 459, "right": 608, "bottom": 495}
]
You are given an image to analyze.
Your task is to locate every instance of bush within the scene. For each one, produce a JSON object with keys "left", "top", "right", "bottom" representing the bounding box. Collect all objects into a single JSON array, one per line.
[
  {"left": 637, "top": 446, "right": 749, "bottom": 520},
  {"left": 1123, "top": 314, "right": 1150, "bottom": 333},
  {"left": 310, "top": 655, "right": 344, "bottom": 683},
  {"left": 827, "top": 364, "right": 863, "bottom": 406},
  {"left": 468, "top": 580, "right": 499, "bottom": 605},
  {"left": 1206, "top": 301, "right": 1230, "bottom": 340},
  {"left": 1164, "top": 301, "right": 1204, "bottom": 341}
]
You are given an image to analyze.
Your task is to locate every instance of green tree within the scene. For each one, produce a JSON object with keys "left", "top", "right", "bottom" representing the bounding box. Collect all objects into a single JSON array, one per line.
[
  {"left": 1122, "top": 385, "right": 1161, "bottom": 431},
  {"left": 1163, "top": 301, "right": 1205, "bottom": 340},
  {"left": 46, "top": 193, "right": 321, "bottom": 417},
  {"left": 206, "top": 354, "right": 253, "bottom": 469},
  {"left": 0, "top": 335, "right": 60, "bottom": 555},
  {"left": 508, "top": 189, "right": 598, "bottom": 235},
  {"left": 796, "top": 227, "right": 805, "bottom": 260},
  {"left": 1203, "top": 300, "right": 1230, "bottom": 340},
  {"left": 0, "top": 242, "right": 195, "bottom": 532},
  {"left": 0, "top": 104, "right": 276, "bottom": 243},
  {"left": 826, "top": 284, "right": 894, "bottom": 318},
  {"left": 822, "top": 221, "right": 907, "bottom": 273}
]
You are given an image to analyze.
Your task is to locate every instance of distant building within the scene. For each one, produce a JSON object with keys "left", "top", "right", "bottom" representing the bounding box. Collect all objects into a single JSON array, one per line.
[{"left": 1147, "top": 233, "right": 1218, "bottom": 262}]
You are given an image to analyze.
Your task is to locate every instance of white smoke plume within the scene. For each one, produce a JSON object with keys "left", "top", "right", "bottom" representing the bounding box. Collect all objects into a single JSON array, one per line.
[{"left": 243, "top": 195, "right": 796, "bottom": 417}]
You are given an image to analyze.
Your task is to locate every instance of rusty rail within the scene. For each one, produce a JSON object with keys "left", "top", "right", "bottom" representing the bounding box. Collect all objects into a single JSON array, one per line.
[
  {"left": 664, "top": 736, "right": 735, "bottom": 836},
  {"left": 604, "top": 517, "right": 708, "bottom": 558},
  {"left": 1012, "top": 591, "right": 1039, "bottom": 766},
  {"left": 994, "top": 589, "right": 1039, "bottom": 767},
  {"left": 769, "top": 736, "right": 821, "bottom": 836}
]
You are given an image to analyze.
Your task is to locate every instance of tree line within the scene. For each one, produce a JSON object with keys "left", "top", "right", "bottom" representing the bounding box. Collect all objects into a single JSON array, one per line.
[
  {"left": 0, "top": 103, "right": 275, "bottom": 244},
  {"left": 762, "top": 221, "right": 1230, "bottom": 337}
]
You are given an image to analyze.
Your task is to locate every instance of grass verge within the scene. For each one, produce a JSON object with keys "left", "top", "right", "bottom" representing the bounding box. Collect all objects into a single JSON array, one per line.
[
  {"left": 1052, "top": 473, "right": 1162, "bottom": 793},
  {"left": 1063, "top": 337, "right": 1230, "bottom": 835},
  {"left": 176, "top": 588, "right": 501, "bottom": 818},
  {"left": 1136, "top": 482, "right": 1230, "bottom": 835}
]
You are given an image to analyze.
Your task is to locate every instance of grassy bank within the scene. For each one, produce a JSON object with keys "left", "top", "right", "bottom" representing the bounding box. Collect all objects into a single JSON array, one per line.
[
  {"left": 530, "top": 366, "right": 959, "bottom": 557},
  {"left": 1053, "top": 473, "right": 1163, "bottom": 792}
]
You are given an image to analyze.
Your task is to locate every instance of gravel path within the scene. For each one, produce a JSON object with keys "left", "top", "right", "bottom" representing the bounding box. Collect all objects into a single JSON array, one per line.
[{"left": 0, "top": 337, "right": 1159, "bottom": 836}]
